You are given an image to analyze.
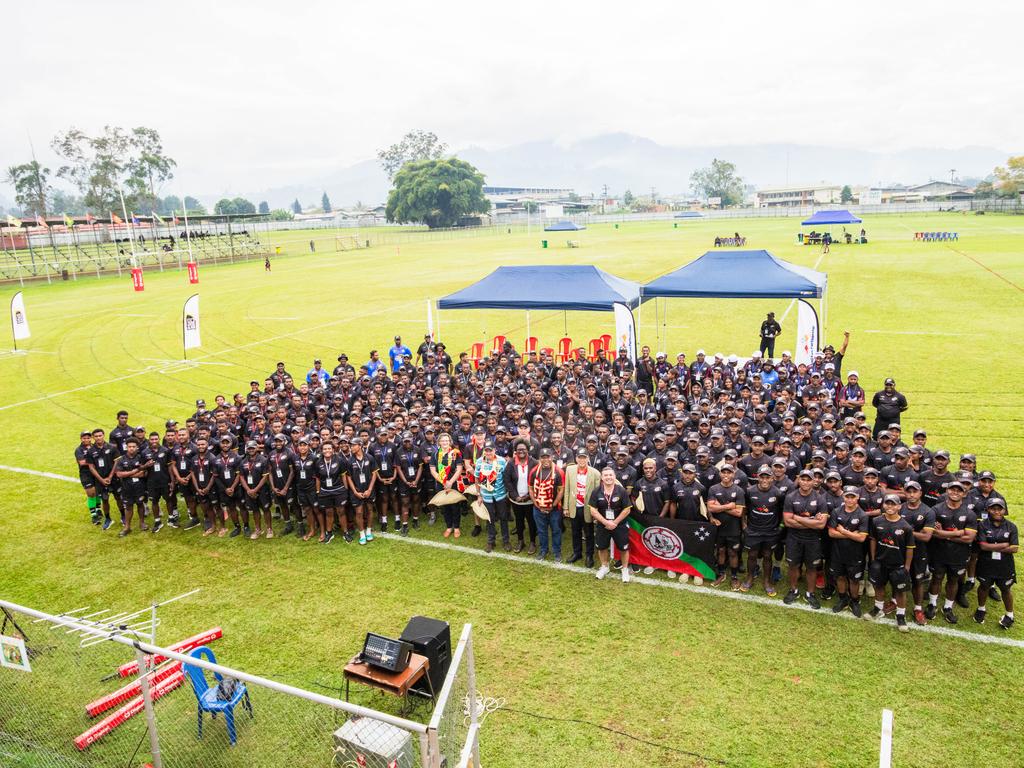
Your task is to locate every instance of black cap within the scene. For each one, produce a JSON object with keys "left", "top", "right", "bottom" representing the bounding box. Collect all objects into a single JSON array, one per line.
[{"left": 884, "top": 377, "right": 895, "bottom": 385}]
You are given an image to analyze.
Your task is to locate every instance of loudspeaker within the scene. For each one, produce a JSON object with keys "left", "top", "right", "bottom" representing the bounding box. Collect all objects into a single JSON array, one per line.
[{"left": 400, "top": 616, "right": 450, "bottom": 697}]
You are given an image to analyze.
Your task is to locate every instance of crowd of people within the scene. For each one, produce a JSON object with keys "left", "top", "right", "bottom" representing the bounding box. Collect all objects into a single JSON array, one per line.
[{"left": 73, "top": 329, "right": 1016, "bottom": 632}]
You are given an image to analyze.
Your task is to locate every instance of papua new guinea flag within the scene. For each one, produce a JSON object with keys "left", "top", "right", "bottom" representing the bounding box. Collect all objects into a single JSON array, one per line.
[{"left": 613, "top": 513, "right": 718, "bottom": 579}]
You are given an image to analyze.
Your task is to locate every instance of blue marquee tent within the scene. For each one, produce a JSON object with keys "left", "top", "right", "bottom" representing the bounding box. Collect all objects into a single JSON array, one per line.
[
  {"left": 673, "top": 211, "right": 704, "bottom": 219},
  {"left": 640, "top": 249, "right": 826, "bottom": 299},
  {"left": 801, "top": 209, "right": 862, "bottom": 226},
  {"left": 543, "top": 220, "right": 585, "bottom": 232},
  {"left": 439, "top": 265, "right": 640, "bottom": 311}
]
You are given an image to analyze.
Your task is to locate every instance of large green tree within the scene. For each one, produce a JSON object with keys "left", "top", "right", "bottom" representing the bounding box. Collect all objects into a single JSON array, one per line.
[
  {"left": 214, "top": 197, "right": 256, "bottom": 215},
  {"left": 291, "top": 198, "right": 302, "bottom": 214},
  {"left": 321, "top": 192, "right": 332, "bottom": 213},
  {"left": 385, "top": 157, "right": 489, "bottom": 228},
  {"left": 841, "top": 185, "right": 853, "bottom": 203},
  {"left": 50, "top": 125, "right": 176, "bottom": 214},
  {"left": 258, "top": 200, "right": 270, "bottom": 214},
  {"left": 994, "top": 156, "right": 1024, "bottom": 197},
  {"left": 4, "top": 161, "right": 51, "bottom": 216},
  {"left": 377, "top": 130, "right": 448, "bottom": 180},
  {"left": 689, "top": 158, "right": 745, "bottom": 207}
]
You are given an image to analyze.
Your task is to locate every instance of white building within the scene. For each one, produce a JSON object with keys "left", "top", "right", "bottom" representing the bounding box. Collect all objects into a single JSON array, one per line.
[{"left": 754, "top": 184, "right": 842, "bottom": 208}]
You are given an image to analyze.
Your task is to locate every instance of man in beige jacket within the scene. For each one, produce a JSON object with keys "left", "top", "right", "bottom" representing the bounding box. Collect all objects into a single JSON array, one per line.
[{"left": 563, "top": 449, "right": 602, "bottom": 568}]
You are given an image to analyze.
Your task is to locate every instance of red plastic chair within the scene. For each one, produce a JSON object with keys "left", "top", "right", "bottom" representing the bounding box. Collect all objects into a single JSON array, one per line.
[
  {"left": 539, "top": 346, "right": 554, "bottom": 359},
  {"left": 524, "top": 337, "right": 538, "bottom": 354},
  {"left": 491, "top": 335, "right": 506, "bottom": 355},
  {"left": 599, "top": 333, "right": 613, "bottom": 352},
  {"left": 587, "top": 338, "right": 604, "bottom": 362},
  {"left": 468, "top": 342, "right": 484, "bottom": 369},
  {"left": 555, "top": 337, "right": 573, "bottom": 364}
]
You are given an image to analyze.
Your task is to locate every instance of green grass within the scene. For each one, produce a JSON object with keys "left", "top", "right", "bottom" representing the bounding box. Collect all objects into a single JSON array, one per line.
[{"left": 1, "top": 212, "right": 1023, "bottom": 767}]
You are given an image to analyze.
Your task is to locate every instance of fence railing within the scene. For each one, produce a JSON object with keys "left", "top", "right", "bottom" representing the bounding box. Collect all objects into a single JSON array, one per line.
[{"left": 0, "top": 599, "right": 478, "bottom": 768}]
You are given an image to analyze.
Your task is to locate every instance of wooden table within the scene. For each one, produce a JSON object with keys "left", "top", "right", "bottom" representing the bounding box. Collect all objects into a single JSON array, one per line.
[{"left": 343, "top": 652, "right": 433, "bottom": 712}]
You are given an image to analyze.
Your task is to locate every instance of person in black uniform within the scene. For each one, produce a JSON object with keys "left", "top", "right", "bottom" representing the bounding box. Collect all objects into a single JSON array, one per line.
[
  {"left": 214, "top": 435, "right": 243, "bottom": 538},
  {"left": 75, "top": 431, "right": 99, "bottom": 525},
  {"left": 900, "top": 481, "right": 935, "bottom": 625},
  {"left": 926, "top": 479, "right": 977, "bottom": 623},
  {"left": 171, "top": 427, "right": 200, "bottom": 530},
  {"left": 141, "top": 432, "right": 173, "bottom": 533},
  {"left": 239, "top": 441, "right": 271, "bottom": 538},
  {"left": 870, "top": 378, "right": 908, "bottom": 439},
  {"left": 315, "top": 440, "right": 347, "bottom": 544},
  {"left": 708, "top": 465, "right": 745, "bottom": 589},
  {"left": 268, "top": 434, "right": 297, "bottom": 536},
  {"left": 974, "top": 498, "right": 1017, "bottom": 629},
  {"left": 590, "top": 467, "right": 633, "bottom": 583},
  {"left": 828, "top": 487, "right": 869, "bottom": 616},
  {"left": 783, "top": 470, "right": 828, "bottom": 608},
  {"left": 347, "top": 438, "right": 378, "bottom": 544},
  {"left": 743, "top": 466, "right": 784, "bottom": 596},
  {"left": 114, "top": 437, "right": 147, "bottom": 537},
  {"left": 190, "top": 437, "right": 219, "bottom": 537},
  {"left": 759, "top": 312, "right": 782, "bottom": 358},
  {"left": 396, "top": 432, "right": 425, "bottom": 536},
  {"left": 293, "top": 438, "right": 320, "bottom": 541},
  {"left": 87, "top": 428, "right": 119, "bottom": 530},
  {"left": 371, "top": 431, "right": 399, "bottom": 533},
  {"left": 867, "top": 495, "right": 915, "bottom": 631}
]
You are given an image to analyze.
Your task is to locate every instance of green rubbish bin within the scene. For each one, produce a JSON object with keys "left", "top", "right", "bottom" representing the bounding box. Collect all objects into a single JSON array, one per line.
[
  {"left": 541, "top": 240, "right": 548, "bottom": 248},
  {"left": 673, "top": 222, "right": 678, "bottom": 229},
  {"left": 614, "top": 223, "right": 619, "bottom": 229}
]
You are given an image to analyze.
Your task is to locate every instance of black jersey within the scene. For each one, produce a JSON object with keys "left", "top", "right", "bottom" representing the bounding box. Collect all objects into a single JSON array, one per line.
[
  {"left": 929, "top": 502, "right": 977, "bottom": 564},
  {"left": 190, "top": 453, "right": 216, "bottom": 491},
  {"left": 880, "top": 464, "right": 918, "bottom": 494},
  {"left": 347, "top": 454, "right": 377, "bottom": 493},
  {"left": 316, "top": 456, "right": 346, "bottom": 493},
  {"left": 75, "top": 444, "right": 93, "bottom": 481},
  {"left": 267, "top": 449, "right": 295, "bottom": 490},
  {"left": 239, "top": 456, "right": 269, "bottom": 490},
  {"left": 829, "top": 506, "right": 870, "bottom": 562},
  {"left": 370, "top": 441, "right": 397, "bottom": 479},
  {"left": 708, "top": 483, "right": 745, "bottom": 538},
  {"left": 635, "top": 475, "right": 671, "bottom": 517},
  {"left": 857, "top": 486, "right": 884, "bottom": 516},
  {"left": 142, "top": 446, "right": 172, "bottom": 486},
  {"left": 784, "top": 490, "right": 828, "bottom": 541},
  {"left": 976, "top": 519, "right": 1018, "bottom": 570},
  {"left": 745, "top": 485, "right": 783, "bottom": 536},
  {"left": 214, "top": 453, "right": 242, "bottom": 488},
  {"left": 293, "top": 454, "right": 319, "bottom": 491},
  {"left": 87, "top": 444, "right": 119, "bottom": 480},
  {"left": 918, "top": 469, "right": 954, "bottom": 504},
  {"left": 871, "top": 516, "right": 915, "bottom": 567},
  {"left": 612, "top": 464, "right": 638, "bottom": 496},
  {"left": 116, "top": 453, "right": 146, "bottom": 489}
]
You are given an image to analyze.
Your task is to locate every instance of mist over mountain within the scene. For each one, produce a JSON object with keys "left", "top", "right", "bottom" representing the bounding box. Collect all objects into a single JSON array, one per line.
[{"left": 229, "top": 133, "right": 1012, "bottom": 209}]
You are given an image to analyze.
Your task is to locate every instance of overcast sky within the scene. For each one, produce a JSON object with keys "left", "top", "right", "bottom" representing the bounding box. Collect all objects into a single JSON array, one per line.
[{"left": 4, "top": 0, "right": 1021, "bottom": 198}]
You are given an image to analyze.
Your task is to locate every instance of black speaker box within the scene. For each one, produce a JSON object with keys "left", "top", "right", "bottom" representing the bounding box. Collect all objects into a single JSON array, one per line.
[{"left": 400, "top": 616, "right": 450, "bottom": 697}]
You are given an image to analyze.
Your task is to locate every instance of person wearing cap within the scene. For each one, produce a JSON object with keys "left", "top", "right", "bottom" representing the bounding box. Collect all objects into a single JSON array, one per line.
[
  {"left": 870, "top": 378, "right": 908, "bottom": 439},
  {"left": 974, "top": 498, "right": 1017, "bottom": 629},
  {"left": 759, "top": 312, "right": 782, "bottom": 358},
  {"left": 529, "top": 448, "right": 565, "bottom": 561},
  {"left": 293, "top": 437, "right": 320, "bottom": 541},
  {"left": 170, "top": 427, "right": 200, "bottom": 531},
  {"left": 706, "top": 465, "right": 745, "bottom": 589},
  {"left": 370, "top": 431, "right": 400, "bottom": 534},
  {"left": 918, "top": 449, "right": 953, "bottom": 504},
  {"left": 189, "top": 437, "right": 220, "bottom": 537},
  {"left": 900, "top": 481, "right": 935, "bottom": 625},
  {"left": 837, "top": 371, "right": 865, "bottom": 419},
  {"left": 827, "top": 487, "right": 870, "bottom": 616},
  {"left": 239, "top": 441, "right": 271, "bottom": 538},
  {"left": 476, "top": 442, "right": 510, "bottom": 553},
  {"left": 268, "top": 434, "right": 298, "bottom": 536},
  {"left": 636, "top": 457, "right": 672, "bottom": 522},
  {"left": 925, "top": 479, "right": 977, "bottom": 623},
  {"left": 315, "top": 440, "right": 348, "bottom": 544},
  {"left": 782, "top": 470, "right": 828, "bottom": 608},
  {"left": 880, "top": 447, "right": 918, "bottom": 501},
  {"left": 590, "top": 466, "right": 634, "bottom": 583},
  {"left": 505, "top": 442, "right": 538, "bottom": 554},
  {"left": 394, "top": 432, "right": 426, "bottom": 535},
  {"left": 113, "top": 436, "right": 147, "bottom": 537},
  {"left": 635, "top": 345, "right": 656, "bottom": 395},
  {"left": 562, "top": 450, "right": 602, "bottom": 567},
  {"left": 866, "top": 495, "right": 915, "bottom": 631},
  {"left": 388, "top": 336, "right": 412, "bottom": 374},
  {"left": 141, "top": 431, "right": 173, "bottom": 533},
  {"left": 414, "top": 333, "right": 436, "bottom": 367},
  {"left": 743, "top": 466, "right": 784, "bottom": 595},
  {"left": 213, "top": 435, "right": 244, "bottom": 538},
  {"left": 857, "top": 467, "right": 884, "bottom": 523},
  {"left": 306, "top": 359, "right": 329, "bottom": 388},
  {"left": 75, "top": 430, "right": 103, "bottom": 526},
  {"left": 347, "top": 438, "right": 379, "bottom": 544}
]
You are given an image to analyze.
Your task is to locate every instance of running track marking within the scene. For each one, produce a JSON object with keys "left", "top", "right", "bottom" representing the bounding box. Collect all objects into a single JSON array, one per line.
[
  {"left": 0, "top": 299, "right": 422, "bottom": 412},
  {"left": 3, "top": 462, "right": 1022, "bottom": 651}
]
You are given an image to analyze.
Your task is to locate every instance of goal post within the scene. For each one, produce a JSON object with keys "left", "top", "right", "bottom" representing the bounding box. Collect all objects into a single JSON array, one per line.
[{"left": 334, "top": 233, "right": 366, "bottom": 251}]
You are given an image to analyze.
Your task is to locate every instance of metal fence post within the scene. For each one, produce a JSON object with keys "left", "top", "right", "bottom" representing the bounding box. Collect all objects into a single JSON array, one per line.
[
  {"left": 134, "top": 645, "right": 164, "bottom": 768},
  {"left": 464, "top": 626, "right": 481, "bottom": 768}
]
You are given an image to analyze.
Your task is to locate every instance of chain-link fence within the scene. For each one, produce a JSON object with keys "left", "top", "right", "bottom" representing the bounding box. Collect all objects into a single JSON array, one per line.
[{"left": 0, "top": 600, "right": 478, "bottom": 768}]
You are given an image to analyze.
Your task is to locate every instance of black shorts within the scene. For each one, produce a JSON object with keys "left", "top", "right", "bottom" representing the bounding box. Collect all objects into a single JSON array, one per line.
[
  {"left": 930, "top": 559, "right": 968, "bottom": 578},
  {"left": 717, "top": 534, "right": 742, "bottom": 551},
  {"left": 910, "top": 550, "right": 931, "bottom": 583},
  {"left": 269, "top": 484, "right": 293, "bottom": 504},
  {"left": 216, "top": 486, "right": 240, "bottom": 504},
  {"left": 977, "top": 558, "right": 1016, "bottom": 587},
  {"left": 79, "top": 473, "right": 95, "bottom": 490},
  {"left": 595, "top": 522, "right": 629, "bottom": 551},
  {"left": 396, "top": 480, "right": 419, "bottom": 497},
  {"left": 242, "top": 489, "right": 270, "bottom": 510},
  {"left": 869, "top": 560, "right": 910, "bottom": 592},
  {"left": 829, "top": 558, "right": 864, "bottom": 582},
  {"left": 743, "top": 532, "right": 778, "bottom": 553},
  {"left": 978, "top": 572, "right": 1016, "bottom": 590},
  {"left": 318, "top": 490, "right": 346, "bottom": 508},
  {"left": 377, "top": 478, "right": 397, "bottom": 497},
  {"left": 195, "top": 488, "right": 216, "bottom": 505},
  {"left": 786, "top": 537, "right": 823, "bottom": 567},
  {"left": 121, "top": 482, "right": 147, "bottom": 503},
  {"left": 350, "top": 492, "right": 375, "bottom": 506},
  {"left": 296, "top": 488, "right": 318, "bottom": 509},
  {"left": 147, "top": 484, "right": 173, "bottom": 502},
  {"left": 175, "top": 481, "right": 196, "bottom": 501}
]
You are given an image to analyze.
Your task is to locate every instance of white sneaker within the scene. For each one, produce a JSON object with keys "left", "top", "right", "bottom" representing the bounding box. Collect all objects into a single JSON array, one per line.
[
  {"left": 668, "top": 571, "right": 679, "bottom": 580},
  {"left": 643, "top": 566, "right": 655, "bottom": 575},
  {"left": 692, "top": 576, "right": 703, "bottom": 586},
  {"left": 595, "top": 566, "right": 610, "bottom": 580},
  {"left": 622, "top": 569, "right": 631, "bottom": 583}
]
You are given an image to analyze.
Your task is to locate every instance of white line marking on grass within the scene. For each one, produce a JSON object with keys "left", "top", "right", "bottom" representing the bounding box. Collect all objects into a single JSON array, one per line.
[
  {"left": 375, "top": 533, "right": 1024, "bottom": 650},
  {"left": 11, "top": 464, "right": 1020, "bottom": 650},
  {"left": 0, "top": 349, "right": 57, "bottom": 358},
  {"left": 0, "top": 465, "right": 80, "bottom": 483},
  {"left": 780, "top": 251, "right": 827, "bottom": 322},
  {"left": 0, "top": 299, "right": 422, "bottom": 412},
  {"left": 863, "top": 330, "right": 972, "bottom": 336},
  {"left": 247, "top": 316, "right": 299, "bottom": 321},
  {"left": 116, "top": 313, "right": 157, "bottom": 318}
]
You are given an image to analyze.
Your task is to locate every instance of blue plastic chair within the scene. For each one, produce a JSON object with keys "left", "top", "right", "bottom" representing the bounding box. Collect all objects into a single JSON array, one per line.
[{"left": 183, "top": 646, "right": 254, "bottom": 746}]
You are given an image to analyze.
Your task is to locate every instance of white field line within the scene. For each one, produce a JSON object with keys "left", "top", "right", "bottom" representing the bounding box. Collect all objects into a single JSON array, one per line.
[
  {"left": 780, "top": 251, "right": 827, "bottom": 323},
  {"left": 247, "top": 316, "right": 299, "bottom": 321},
  {"left": 0, "top": 299, "right": 421, "bottom": 412},
  {"left": 0, "top": 349, "right": 57, "bottom": 358},
  {"left": 863, "top": 330, "right": 972, "bottom": 336},
  {"left": 3, "top": 462, "right": 1020, "bottom": 651}
]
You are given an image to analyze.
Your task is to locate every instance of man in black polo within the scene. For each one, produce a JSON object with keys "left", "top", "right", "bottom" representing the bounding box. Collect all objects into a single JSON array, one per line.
[
  {"left": 783, "top": 470, "right": 828, "bottom": 608},
  {"left": 870, "top": 378, "right": 908, "bottom": 438},
  {"left": 828, "top": 486, "right": 869, "bottom": 616},
  {"left": 974, "top": 498, "right": 1017, "bottom": 629},
  {"left": 926, "top": 479, "right": 977, "bottom": 623},
  {"left": 867, "top": 494, "right": 915, "bottom": 631},
  {"left": 759, "top": 312, "right": 782, "bottom": 358},
  {"left": 708, "top": 465, "right": 745, "bottom": 589},
  {"left": 743, "top": 466, "right": 784, "bottom": 596}
]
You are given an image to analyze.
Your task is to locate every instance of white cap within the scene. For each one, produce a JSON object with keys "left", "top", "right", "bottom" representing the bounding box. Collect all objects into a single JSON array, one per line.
[
  {"left": 751, "top": 351, "right": 762, "bottom": 358},
  {"left": 728, "top": 354, "right": 738, "bottom": 363},
  {"left": 714, "top": 352, "right": 724, "bottom": 359},
  {"left": 696, "top": 349, "right": 706, "bottom": 355},
  {"left": 848, "top": 370, "right": 859, "bottom": 378},
  {"left": 782, "top": 350, "right": 792, "bottom": 357}
]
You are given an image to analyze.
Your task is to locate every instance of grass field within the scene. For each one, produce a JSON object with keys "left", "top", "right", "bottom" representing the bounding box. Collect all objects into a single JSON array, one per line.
[{"left": 1, "top": 212, "right": 1023, "bottom": 767}]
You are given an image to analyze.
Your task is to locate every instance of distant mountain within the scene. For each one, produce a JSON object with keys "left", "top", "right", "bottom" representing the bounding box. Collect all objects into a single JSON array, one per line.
[{"left": 224, "top": 133, "right": 1014, "bottom": 208}]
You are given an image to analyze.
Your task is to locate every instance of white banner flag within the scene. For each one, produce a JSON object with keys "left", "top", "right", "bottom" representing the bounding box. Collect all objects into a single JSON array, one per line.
[
  {"left": 426, "top": 299, "right": 433, "bottom": 339},
  {"left": 796, "top": 300, "right": 819, "bottom": 366},
  {"left": 613, "top": 302, "right": 636, "bottom": 362},
  {"left": 10, "top": 291, "right": 30, "bottom": 343},
  {"left": 182, "top": 293, "right": 201, "bottom": 352}
]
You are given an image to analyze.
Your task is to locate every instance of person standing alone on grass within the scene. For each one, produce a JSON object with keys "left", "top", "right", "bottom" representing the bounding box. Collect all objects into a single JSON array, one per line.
[
  {"left": 871, "top": 378, "right": 908, "bottom": 439},
  {"left": 759, "top": 312, "right": 782, "bottom": 358}
]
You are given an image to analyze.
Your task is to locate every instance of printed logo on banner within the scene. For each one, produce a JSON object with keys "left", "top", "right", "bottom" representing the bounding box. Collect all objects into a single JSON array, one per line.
[{"left": 641, "top": 526, "right": 684, "bottom": 559}]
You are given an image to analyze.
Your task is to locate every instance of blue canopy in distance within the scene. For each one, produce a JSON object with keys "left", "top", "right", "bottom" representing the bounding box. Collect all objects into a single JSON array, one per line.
[
  {"left": 801, "top": 209, "right": 862, "bottom": 225},
  {"left": 673, "top": 211, "right": 704, "bottom": 218},
  {"left": 641, "top": 249, "right": 826, "bottom": 299},
  {"left": 438, "top": 265, "right": 641, "bottom": 311},
  {"left": 543, "top": 220, "right": 585, "bottom": 231}
]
